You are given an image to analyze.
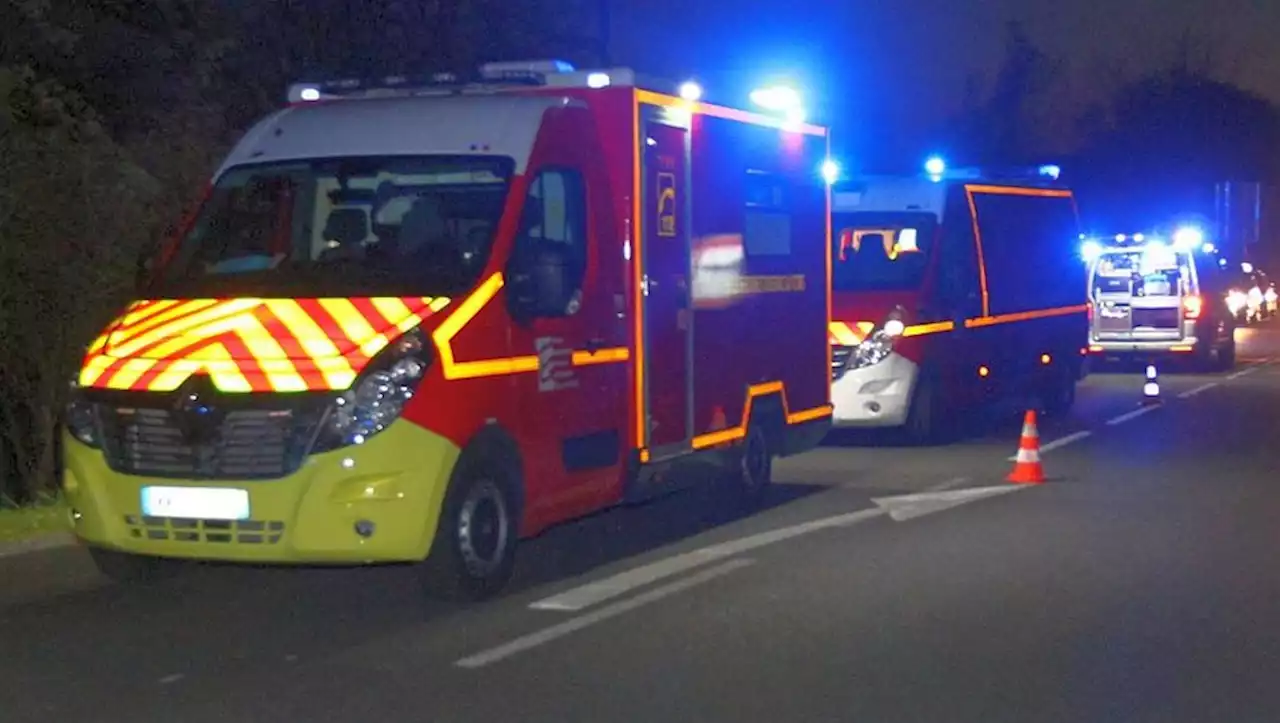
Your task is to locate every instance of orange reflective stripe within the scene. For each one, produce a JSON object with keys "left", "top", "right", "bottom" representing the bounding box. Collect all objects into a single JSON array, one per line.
[
  {"left": 828, "top": 321, "right": 875, "bottom": 345},
  {"left": 964, "top": 184, "right": 1073, "bottom": 199},
  {"left": 635, "top": 90, "right": 827, "bottom": 138},
  {"left": 903, "top": 320, "right": 955, "bottom": 337},
  {"left": 572, "top": 347, "right": 630, "bottom": 366},
  {"left": 964, "top": 305, "right": 1088, "bottom": 328},
  {"left": 691, "top": 380, "right": 831, "bottom": 450}
]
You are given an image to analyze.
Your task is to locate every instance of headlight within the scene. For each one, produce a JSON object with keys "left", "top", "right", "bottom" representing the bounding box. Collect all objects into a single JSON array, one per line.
[
  {"left": 314, "top": 330, "right": 430, "bottom": 451},
  {"left": 850, "top": 330, "right": 896, "bottom": 370},
  {"left": 65, "top": 382, "right": 101, "bottom": 448}
]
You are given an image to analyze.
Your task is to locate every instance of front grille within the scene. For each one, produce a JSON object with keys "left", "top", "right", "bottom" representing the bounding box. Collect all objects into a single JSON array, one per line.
[
  {"left": 124, "top": 515, "right": 285, "bottom": 544},
  {"left": 831, "top": 345, "right": 854, "bottom": 381},
  {"left": 1132, "top": 307, "right": 1180, "bottom": 329},
  {"left": 100, "top": 406, "right": 316, "bottom": 480}
]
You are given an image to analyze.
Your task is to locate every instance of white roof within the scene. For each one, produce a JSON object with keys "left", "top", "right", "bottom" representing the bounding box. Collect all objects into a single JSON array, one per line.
[
  {"left": 216, "top": 94, "right": 578, "bottom": 178},
  {"left": 831, "top": 177, "right": 948, "bottom": 218}
]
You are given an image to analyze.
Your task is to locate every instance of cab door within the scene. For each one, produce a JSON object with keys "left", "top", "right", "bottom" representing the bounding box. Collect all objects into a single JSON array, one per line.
[{"left": 506, "top": 106, "right": 629, "bottom": 526}]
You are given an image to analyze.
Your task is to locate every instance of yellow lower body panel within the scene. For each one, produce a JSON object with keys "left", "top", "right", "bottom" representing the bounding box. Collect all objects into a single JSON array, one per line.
[{"left": 63, "top": 421, "right": 460, "bottom": 564}]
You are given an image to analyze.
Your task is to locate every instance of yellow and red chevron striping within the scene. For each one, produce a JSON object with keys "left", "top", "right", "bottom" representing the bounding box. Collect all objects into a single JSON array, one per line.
[{"left": 79, "top": 296, "right": 450, "bottom": 393}]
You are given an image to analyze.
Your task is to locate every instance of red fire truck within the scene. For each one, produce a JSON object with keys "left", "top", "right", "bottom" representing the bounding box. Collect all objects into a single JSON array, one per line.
[
  {"left": 62, "top": 61, "right": 833, "bottom": 599},
  {"left": 827, "top": 164, "right": 1088, "bottom": 441}
]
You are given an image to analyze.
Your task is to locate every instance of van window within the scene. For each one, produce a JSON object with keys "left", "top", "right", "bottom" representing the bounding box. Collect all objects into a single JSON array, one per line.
[
  {"left": 514, "top": 168, "right": 588, "bottom": 312},
  {"left": 831, "top": 212, "right": 936, "bottom": 291},
  {"left": 156, "top": 155, "right": 516, "bottom": 297},
  {"left": 1091, "top": 248, "right": 1197, "bottom": 298},
  {"left": 969, "top": 190, "right": 1082, "bottom": 314}
]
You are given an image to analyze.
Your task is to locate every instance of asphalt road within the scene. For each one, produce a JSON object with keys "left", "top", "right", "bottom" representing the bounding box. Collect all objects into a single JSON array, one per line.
[{"left": 4, "top": 326, "right": 1280, "bottom": 722}]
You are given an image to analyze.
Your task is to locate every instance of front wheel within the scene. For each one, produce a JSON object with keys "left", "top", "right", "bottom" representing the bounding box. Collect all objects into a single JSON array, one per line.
[
  {"left": 421, "top": 454, "right": 520, "bottom": 602},
  {"left": 89, "top": 547, "right": 180, "bottom": 584},
  {"left": 1040, "top": 366, "right": 1077, "bottom": 417}
]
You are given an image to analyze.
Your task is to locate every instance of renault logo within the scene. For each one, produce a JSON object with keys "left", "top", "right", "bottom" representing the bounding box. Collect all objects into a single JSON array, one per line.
[{"left": 172, "top": 375, "right": 224, "bottom": 447}]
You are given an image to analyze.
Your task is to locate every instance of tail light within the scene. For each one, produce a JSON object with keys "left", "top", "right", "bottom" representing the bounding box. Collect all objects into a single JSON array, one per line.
[{"left": 1182, "top": 295, "right": 1203, "bottom": 319}]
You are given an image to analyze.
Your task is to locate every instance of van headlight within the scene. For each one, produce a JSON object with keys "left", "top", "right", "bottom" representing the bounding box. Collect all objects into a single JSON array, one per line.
[
  {"left": 65, "top": 381, "right": 101, "bottom": 448},
  {"left": 313, "top": 330, "right": 430, "bottom": 451},
  {"left": 837, "top": 308, "right": 908, "bottom": 376}
]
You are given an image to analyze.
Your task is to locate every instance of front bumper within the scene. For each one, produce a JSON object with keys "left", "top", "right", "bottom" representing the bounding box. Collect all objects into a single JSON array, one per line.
[
  {"left": 63, "top": 420, "right": 460, "bottom": 564},
  {"left": 830, "top": 352, "right": 918, "bottom": 427}
]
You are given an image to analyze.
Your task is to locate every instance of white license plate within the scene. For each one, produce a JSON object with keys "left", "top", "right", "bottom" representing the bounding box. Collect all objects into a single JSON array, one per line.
[{"left": 141, "top": 486, "right": 250, "bottom": 521}]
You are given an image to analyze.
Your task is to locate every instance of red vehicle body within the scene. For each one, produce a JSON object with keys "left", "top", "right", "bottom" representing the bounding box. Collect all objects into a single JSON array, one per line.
[
  {"left": 826, "top": 173, "right": 1088, "bottom": 440},
  {"left": 64, "top": 61, "right": 832, "bottom": 598}
]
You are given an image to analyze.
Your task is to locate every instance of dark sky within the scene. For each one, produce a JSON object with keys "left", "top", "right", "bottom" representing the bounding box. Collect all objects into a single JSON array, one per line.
[{"left": 609, "top": 0, "right": 1280, "bottom": 164}]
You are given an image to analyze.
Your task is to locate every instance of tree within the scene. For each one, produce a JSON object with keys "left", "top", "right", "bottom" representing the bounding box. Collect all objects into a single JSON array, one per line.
[{"left": 0, "top": 66, "right": 158, "bottom": 501}]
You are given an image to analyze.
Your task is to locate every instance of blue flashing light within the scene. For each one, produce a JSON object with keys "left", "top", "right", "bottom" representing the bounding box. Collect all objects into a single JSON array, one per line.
[
  {"left": 924, "top": 156, "right": 946, "bottom": 176},
  {"left": 1172, "top": 226, "right": 1204, "bottom": 252},
  {"left": 1038, "top": 164, "right": 1062, "bottom": 180},
  {"left": 820, "top": 159, "right": 840, "bottom": 185},
  {"left": 1081, "top": 240, "right": 1103, "bottom": 262},
  {"left": 749, "top": 85, "right": 801, "bottom": 112}
]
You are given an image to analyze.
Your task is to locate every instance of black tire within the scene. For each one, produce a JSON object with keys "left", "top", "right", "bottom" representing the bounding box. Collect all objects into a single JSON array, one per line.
[
  {"left": 903, "top": 371, "right": 945, "bottom": 444},
  {"left": 420, "top": 447, "right": 521, "bottom": 602},
  {"left": 729, "top": 422, "right": 773, "bottom": 505},
  {"left": 1216, "top": 337, "right": 1237, "bottom": 371},
  {"left": 89, "top": 547, "right": 179, "bottom": 584},
  {"left": 1040, "top": 367, "right": 1077, "bottom": 417}
]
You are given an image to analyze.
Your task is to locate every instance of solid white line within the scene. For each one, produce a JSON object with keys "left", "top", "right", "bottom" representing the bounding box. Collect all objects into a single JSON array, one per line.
[
  {"left": 458, "top": 559, "right": 754, "bottom": 669},
  {"left": 1007, "top": 430, "right": 1092, "bottom": 461},
  {"left": 1227, "top": 366, "right": 1259, "bottom": 380},
  {"left": 1178, "top": 382, "right": 1219, "bottom": 399},
  {"left": 529, "top": 507, "right": 886, "bottom": 612},
  {"left": 1105, "top": 405, "right": 1159, "bottom": 426}
]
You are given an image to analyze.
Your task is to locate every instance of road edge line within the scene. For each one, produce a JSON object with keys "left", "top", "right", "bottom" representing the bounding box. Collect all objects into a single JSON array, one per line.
[{"left": 0, "top": 532, "right": 76, "bottom": 560}]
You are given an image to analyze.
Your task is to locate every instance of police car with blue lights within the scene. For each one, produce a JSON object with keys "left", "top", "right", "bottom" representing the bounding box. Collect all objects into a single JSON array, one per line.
[{"left": 1083, "top": 227, "right": 1236, "bottom": 370}]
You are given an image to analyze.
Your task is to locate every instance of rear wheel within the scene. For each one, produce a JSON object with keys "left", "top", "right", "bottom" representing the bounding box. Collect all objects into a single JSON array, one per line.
[
  {"left": 730, "top": 423, "right": 774, "bottom": 505},
  {"left": 421, "top": 447, "right": 520, "bottom": 602},
  {"left": 1216, "top": 337, "right": 1237, "bottom": 371}
]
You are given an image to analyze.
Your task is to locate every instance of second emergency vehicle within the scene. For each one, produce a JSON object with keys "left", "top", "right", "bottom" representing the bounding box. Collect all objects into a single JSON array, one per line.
[
  {"left": 1084, "top": 229, "right": 1237, "bottom": 369},
  {"left": 828, "top": 165, "right": 1088, "bottom": 441},
  {"left": 62, "top": 61, "right": 833, "bottom": 600}
]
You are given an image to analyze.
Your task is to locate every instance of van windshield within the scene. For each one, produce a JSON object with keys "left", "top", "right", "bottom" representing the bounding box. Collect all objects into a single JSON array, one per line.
[
  {"left": 832, "top": 212, "right": 936, "bottom": 291},
  {"left": 1092, "top": 247, "right": 1196, "bottom": 297},
  {"left": 151, "top": 155, "right": 515, "bottom": 297}
]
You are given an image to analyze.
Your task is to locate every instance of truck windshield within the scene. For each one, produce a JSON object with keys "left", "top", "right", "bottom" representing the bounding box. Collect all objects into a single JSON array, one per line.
[
  {"left": 832, "top": 212, "right": 936, "bottom": 291},
  {"left": 152, "top": 155, "right": 515, "bottom": 297},
  {"left": 1092, "top": 248, "right": 1196, "bottom": 297}
]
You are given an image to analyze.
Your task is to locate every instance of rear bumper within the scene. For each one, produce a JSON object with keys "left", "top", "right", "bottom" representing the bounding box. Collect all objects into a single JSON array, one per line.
[
  {"left": 830, "top": 352, "right": 917, "bottom": 428},
  {"left": 63, "top": 420, "right": 460, "bottom": 565},
  {"left": 1088, "top": 337, "right": 1200, "bottom": 358}
]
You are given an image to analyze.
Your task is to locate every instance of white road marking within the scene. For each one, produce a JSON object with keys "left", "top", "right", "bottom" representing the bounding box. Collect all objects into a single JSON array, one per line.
[
  {"left": 871, "top": 486, "right": 1025, "bottom": 523},
  {"left": 924, "top": 476, "right": 974, "bottom": 493},
  {"left": 529, "top": 507, "right": 886, "bottom": 612},
  {"left": 1105, "top": 405, "right": 1160, "bottom": 426},
  {"left": 158, "top": 673, "right": 185, "bottom": 685},
  {"left": 1178, "top": 382, "right": 1219, "bottom": 399},
  {"left": 0, "top": 532, "right": 75, "bottom": 560},
  {"left": 1007, "top": 430, "right": 1092, "bottom": 460},
  {"left": 1227, "top": 366, "right": 1260, "bottom": 380},
  {"left": 458, "top": 559, "right": 754, "bottom": 669}
]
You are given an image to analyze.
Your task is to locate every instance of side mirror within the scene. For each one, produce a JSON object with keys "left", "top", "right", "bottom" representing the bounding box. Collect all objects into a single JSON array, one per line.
[{"left": 134, "top": 243, "right": 156, "bottom": 294}]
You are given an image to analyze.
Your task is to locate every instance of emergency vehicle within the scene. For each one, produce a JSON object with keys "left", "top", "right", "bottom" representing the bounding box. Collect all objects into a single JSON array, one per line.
[
  {"left": 62, "top": 61, "right": 833, "bottom": 599},
  {"left": 828, "top": 164, "right": 1088, "bottom": 441},
  {"left": 1084, "top": 228, "right": 1236, "bottom": 369}
]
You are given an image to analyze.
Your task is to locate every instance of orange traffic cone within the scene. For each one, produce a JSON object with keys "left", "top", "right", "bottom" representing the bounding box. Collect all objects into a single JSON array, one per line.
[{"left": 1007, "top": 409, "right": 1046, "bottom": 484}]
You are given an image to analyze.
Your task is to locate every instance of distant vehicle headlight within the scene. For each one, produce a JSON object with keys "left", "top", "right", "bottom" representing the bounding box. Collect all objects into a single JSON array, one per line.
[{"left": 1227, "top": 290, "right": 1248, "bottom": 315}]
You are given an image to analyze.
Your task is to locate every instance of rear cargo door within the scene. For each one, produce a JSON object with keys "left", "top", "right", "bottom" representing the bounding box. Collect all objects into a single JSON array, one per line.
[{"left": 641, "top": 120, "right": 692, "bottom": 448}]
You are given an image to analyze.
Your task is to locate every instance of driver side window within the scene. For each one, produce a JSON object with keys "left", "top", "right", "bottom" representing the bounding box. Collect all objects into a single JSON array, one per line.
[{"left": 513, "top": 168, "right": 587, "bottom": 317}]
